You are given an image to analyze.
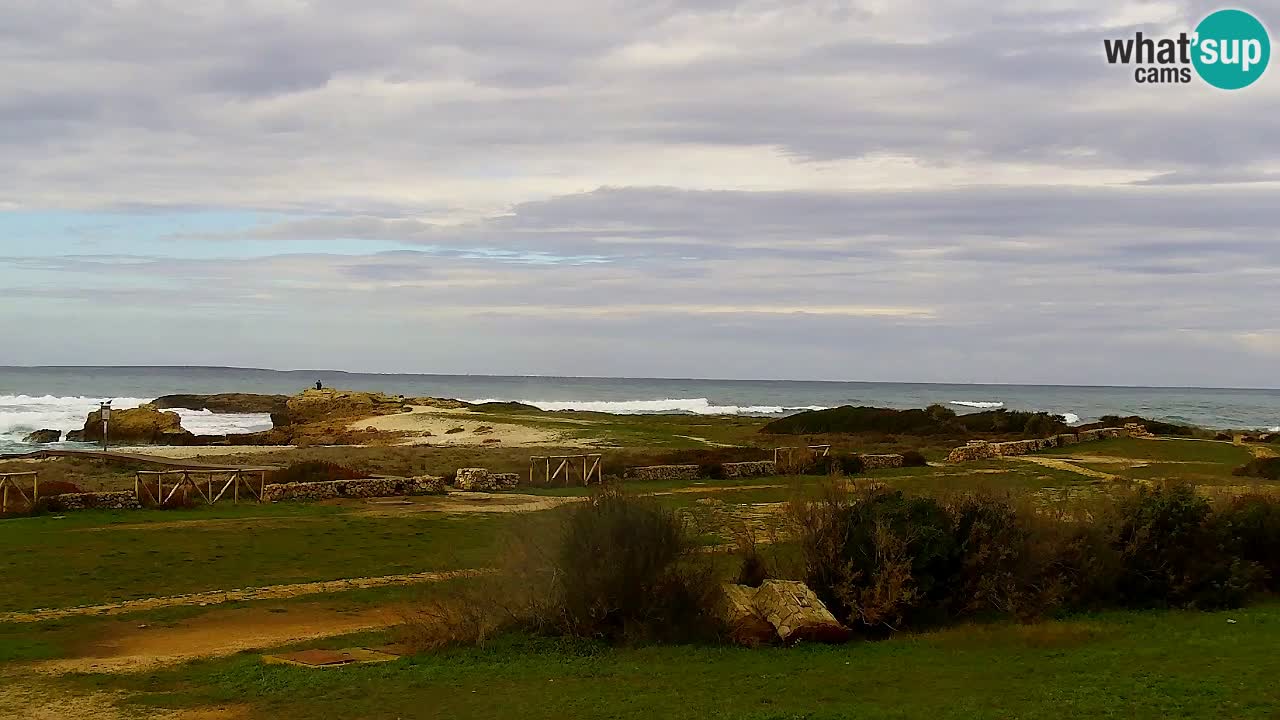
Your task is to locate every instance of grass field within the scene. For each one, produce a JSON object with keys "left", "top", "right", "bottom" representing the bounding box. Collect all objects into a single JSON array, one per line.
[
  {"left": 65, "top": 603, "right": 1280, "bottom": 719},
  {"left": 3, "top": 429, "right": 1279, "bottom": 720}
]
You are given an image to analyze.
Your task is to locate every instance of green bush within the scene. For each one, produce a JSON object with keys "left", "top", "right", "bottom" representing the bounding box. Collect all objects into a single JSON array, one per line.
[
  {"left": 1114, "top": 485, "right": 1260, "bottom": 609},
  {"left": 268, "top": 460, "right": 367, "bottom": 485},
  {"left": 1212, "top": 493, "right": 1280, "bottom": 591},
  {"left": 536, "top": 488, "right": 720, "bottom": 643},
  {"left": 1233, "top": 457, "right": 1280, "bottom": 481},
  {"left": 900, "top": 450, "right": 928, "bottom": 467},
  {"left": 763, "top": 405, "right": 1067, "bottom": 438}
]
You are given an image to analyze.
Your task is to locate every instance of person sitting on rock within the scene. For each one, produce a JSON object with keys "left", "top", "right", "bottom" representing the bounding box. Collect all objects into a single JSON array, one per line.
[{"left": 315, "top": 380, "right": 323, "bottom": 391}]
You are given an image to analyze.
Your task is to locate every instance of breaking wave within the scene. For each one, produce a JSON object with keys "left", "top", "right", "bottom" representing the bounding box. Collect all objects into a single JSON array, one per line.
[
  {"left": 468, "top": 397, "right": 828, "bottom": 416},
  {"left": 949, "top": 400, "right": 1004, "bottom": 409},
  {"left": 0, "top": 395, "right": 271, "bottom": 445}
]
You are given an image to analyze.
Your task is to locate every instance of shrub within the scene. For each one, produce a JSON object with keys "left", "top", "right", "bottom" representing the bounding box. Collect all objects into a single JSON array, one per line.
[
  {"left": 268, "top": 460, "right": 366, "bottom": 485},
  {"left": 1087, "top": 415, "right": 1197, "bottom": 436},
  {"left": 1233, "top": 457, "right": 1280, "bottom": 481},
  {"left": 699, "top": 463, "right": 726, "bottom": 480},
  {"left": 792, "top": 484, "right": 958, "bottom": 635},
  {"left": 900, "top": 450, "right": 928, "bottom": 467},
  {"left": 1113, "top": 484, "right": 1260, "bottom": 609},
  {"left": 734, "top": 531, "right": 771, "bottom": 588},
  {"left": 762, "top": 405, "right": 1067, "bottom": 438},
  {"left": 35, "top": 480, "right": 84, "bottom": 496},
  {"left": 533, "top": 488, "right": 720, "bottom": 644},
  {"left": 1212, "top": 493, "right": 1280, "bottom": 591}
]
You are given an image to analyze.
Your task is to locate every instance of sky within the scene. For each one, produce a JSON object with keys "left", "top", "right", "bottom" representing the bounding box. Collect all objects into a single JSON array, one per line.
[{"left": 1, "top": 0, "right": 1278, "bottom": 387}]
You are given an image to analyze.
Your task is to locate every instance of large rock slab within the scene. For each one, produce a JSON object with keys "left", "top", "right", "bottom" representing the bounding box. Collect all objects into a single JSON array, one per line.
[
  {"left": 753, "top": 580, "right": 851, "bottom": 644},
  {"left": 73, "top": 404, "right": 193, "bottom": 444},
  {"left": 152, "top": 393, "right": 288, "bottom": 415},
  {"left": 23, "top": 429, "right": 61, "bottom": 443},
  {"left": 718, "top": 584, "right": 777, "bottom": 647}
]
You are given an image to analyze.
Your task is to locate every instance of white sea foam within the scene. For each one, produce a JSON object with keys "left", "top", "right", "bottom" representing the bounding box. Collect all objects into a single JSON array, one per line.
[
  {"left": 1062, "top": 412, "right": 1081, "bottom": 424},
  {"left": 468, "top": 397, "right": 828, "bottom": 416},
  {"left": 171, "top": 409, "right": 274, "bottom": 435},
  {"left": 0, "top": 395, "right": 271, "bottom": 443},
  {"left": 949, "top": 400, "right": 1004, "bottom": 409},
  {"left": 1269, "top": 426, "right": 1280, "bottom": 433}
]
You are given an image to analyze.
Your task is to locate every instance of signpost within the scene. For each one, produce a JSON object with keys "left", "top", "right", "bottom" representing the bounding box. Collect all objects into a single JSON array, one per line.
[{"left": 99, "top": 400, "right": 112, "bottom": 452}]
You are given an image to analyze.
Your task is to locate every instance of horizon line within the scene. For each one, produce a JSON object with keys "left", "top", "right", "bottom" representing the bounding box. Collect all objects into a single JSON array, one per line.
[{"left": 2, "top": 365, "right": 1278, "bottom": 394}]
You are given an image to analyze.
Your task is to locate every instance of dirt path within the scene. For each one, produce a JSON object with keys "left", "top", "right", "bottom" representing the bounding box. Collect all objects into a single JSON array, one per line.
[
  {"left": 0, "top": 683, "right": 247, "bottom": 720},
  {"left": 1010, "top": 456, "right": 1118, "bottom": 481},
  {"left": 0, "top": 569, "right": 486, "bottom": 624},
  {"left": 34, "top": 604, "right": 405, "bottom": 674}
]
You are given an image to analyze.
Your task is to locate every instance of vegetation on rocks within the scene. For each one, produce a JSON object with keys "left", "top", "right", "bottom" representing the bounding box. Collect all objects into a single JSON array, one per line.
[{"left": 762, "top": 404, "right": 1069, "bottom": 437}]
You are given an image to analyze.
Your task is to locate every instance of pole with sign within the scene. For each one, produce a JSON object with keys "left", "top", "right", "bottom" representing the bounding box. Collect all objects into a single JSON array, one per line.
[{"left": 100, "top": 401, "right": 112, "bottom": 452}]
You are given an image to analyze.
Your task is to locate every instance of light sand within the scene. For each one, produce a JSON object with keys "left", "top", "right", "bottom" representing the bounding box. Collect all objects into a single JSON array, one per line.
[
  {"left": 352, "top": 405, "right": 592, "bottom": 447},
  {"left": 110, "top": 445, "right": 296, "bottom": 459}
]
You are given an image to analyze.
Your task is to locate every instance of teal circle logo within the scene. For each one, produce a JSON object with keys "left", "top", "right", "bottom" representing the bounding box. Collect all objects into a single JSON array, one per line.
[{"left": 1192, "top": 9, "right": 1270, "bottom": 89}]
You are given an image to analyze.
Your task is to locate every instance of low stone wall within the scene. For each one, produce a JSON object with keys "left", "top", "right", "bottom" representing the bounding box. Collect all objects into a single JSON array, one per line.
[
  {"left": 945, "top": 426, "right": 1135, "bottom": 463},
  {"left": 262, "top": 475, "right": 444, "bottom": 502},
  {"left": 48, "top": 491, "right": 142, "bottom": 511},
  {"left": 624, "top": 464, "right": 702, "bottom": 481},
  {"left": 721, "top": 461, "right": 777, "bottom": 478},
  {"left": 860, "top": 454, "right": 905, "bottom": 470},
  {"left": 453, "top": 468, "right": 520, "bottom": 492}
]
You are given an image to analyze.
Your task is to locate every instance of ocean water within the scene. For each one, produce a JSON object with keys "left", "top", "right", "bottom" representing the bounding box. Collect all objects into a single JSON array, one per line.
[{"left": 1, "top": 366, "right": 1278, "bottom": 454}]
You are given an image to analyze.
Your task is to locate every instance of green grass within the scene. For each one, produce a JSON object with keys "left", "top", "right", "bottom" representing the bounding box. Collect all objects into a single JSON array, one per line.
[
  {"left": 0, "top": 503, "right": 504, "bottom": 613},
  {"left": 69, "top": 603, "right": 1280, "bottom": 720},
  {"left": 1042, "top": 437, "right": 1252, "bottom": 465}
]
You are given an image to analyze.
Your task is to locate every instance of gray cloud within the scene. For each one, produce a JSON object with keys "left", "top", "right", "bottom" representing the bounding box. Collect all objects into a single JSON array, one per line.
[{"left": 3, "top": 0, "right": 1279, "bottom": 385}]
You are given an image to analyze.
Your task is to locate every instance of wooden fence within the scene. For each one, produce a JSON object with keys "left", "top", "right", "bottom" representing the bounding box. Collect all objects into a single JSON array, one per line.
[
  {"left": 772, "top": 445, "right": 831, "bottom": 463},
  {"left": 529, "top": 454, "right": 603, "bottom": 486},
  {"left": 0, "top": 472, "right": 38, "bottom": 513},
  {"left": 135, "top": 468, "right": 272, "bottom": 506}
]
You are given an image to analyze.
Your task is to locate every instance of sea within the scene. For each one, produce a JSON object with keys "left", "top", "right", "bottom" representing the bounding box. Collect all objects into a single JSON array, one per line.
[{"left": 1, "top": 366, "right": 1278, "bottom": 454}]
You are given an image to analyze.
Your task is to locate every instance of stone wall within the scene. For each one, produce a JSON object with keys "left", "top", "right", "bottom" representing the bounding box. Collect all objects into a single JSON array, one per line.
[
  {"left": 623, "top": 464, "right": 703, "bottom": 481},
  {"left": 945, "top": 426, "right": 1136, "bottom": 464},
  {"left": 48, "top": 491, "right": 142, "bottom": 511},
  {"left": 262, "top": 475, "right": 444, "bottom": 502},
  {"left": 453, "top": 468, "right": 520, "bottom": 492},
  {"left": 860, "top": 454, "right": 905, "bottom": 470},
  {"left": 721, "top": 461, "right": 777, "bottom": 478}
]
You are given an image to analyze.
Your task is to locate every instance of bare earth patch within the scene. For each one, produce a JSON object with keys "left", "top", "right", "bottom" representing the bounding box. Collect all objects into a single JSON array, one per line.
[
  {"left": 353, "top": 406, "right": 591, "bottom": 447},
  {"left": 33, "top": 604, "right": 404, "bottom": 674}
]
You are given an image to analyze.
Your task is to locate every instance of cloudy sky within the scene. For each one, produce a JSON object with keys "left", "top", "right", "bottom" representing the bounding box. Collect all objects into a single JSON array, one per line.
[{"left": 2, "top": 0, "right": 1277, "bottom": 386}]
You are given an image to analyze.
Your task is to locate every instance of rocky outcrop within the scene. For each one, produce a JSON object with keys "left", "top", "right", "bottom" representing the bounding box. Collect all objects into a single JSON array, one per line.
[
  {"left": 623, "top": 464, "right": 702, "bottom": 481},
  {"left": 453, "top": 468, "right": 520, "bottom": 492},
  {"left": 945, "top": 426, "right": 1134, "bottom": 463},
  {"left": 22, "top": 429, "right": 61, "bottom": 444},
  {"left": 262, "top": 476, "right": 445, "bottom": 502},
  {"left": 152, "top": 393, "right": 288, "bottom": 415},
  {"left": 272, "top": 389, "right": 413, "bottom": 427},
  {"left": 73, "top": 404, "right": 193, "bottom": 445}
]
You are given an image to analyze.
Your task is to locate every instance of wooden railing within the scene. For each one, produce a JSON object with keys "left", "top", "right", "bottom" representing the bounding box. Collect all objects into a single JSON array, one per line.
[
  {"left": 772, "top": 445, "right": 831, "bottom": 463},
  {"left": 0, "top": 472, "right": 38, "bottom": 513},
  {"left": 529, "top": 454, "right": 603, "bottom": 486},
  {"left": 135, "top": 468, "right": 272, "bottom": 506}
]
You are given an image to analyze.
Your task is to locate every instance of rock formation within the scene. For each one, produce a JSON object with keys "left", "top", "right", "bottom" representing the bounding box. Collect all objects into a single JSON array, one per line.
[
  {"left": 752, "top": 580, "right": 852, "bottom": 644},
  {"left": 22, "top": 429, "right": 61, "bottom": 443},
  {"left": 72, "top": 404, "right": 193, "bottom": 444},
  {"left": 152, "top": 393, "right": 289, "bottom": 415},
  {"left": 718, "top": 580, "right": 851, "bottom": 646}
]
